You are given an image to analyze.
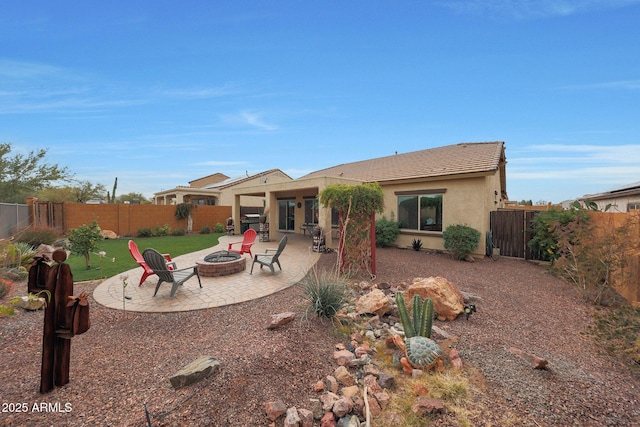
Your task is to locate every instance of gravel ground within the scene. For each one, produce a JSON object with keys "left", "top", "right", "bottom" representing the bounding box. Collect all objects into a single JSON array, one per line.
[{"left": 2, "top": 247, "right": 639, "bottom": 426}]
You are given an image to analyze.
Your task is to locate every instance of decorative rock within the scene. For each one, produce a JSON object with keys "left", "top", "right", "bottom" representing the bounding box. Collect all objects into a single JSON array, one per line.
[
  {"left": 309, "top": 398, "right": 324, "bottom": 420},
  {"left": 373, "top": 390, "right": 391, "bottom": 409},
  {"left": 336, "top": 414, "right": 360, "bottom": 427},
  {"left": 320, "top": 411, "right": 337, "bottom": 427},
  {"left": 355, "top": 289, "right": 392, "bottom": 316},
  {"left": 363, "top": 364, "right": 380, "bottom": 376},
  {"left": 449, "top": 347, "right": 463, "bottom": 370},
  {"left": 333, "top": 349, "right": 355, "bottom": 366},
  {"left": 100, "top": 229, "right": 118, "bottom": 239},
  {"left": 267, "top": 311, "right": 296, "bottom": 329},
  {"left": 411, "top": 369, "right": 424, "bottom": 378},
  {"left": 407, "top": 276, "right": 465, "bottom": 321},
  {"left": 332, "top": 396, "right": 354, "bottom": 418},
  {"left": 298, "top": 408, "right": 314, "bottom": 427},
  {"left": 363, "top": 374, "right": 381, "bottom": 392},
  {"left": 348, "top": 354, "right": 371, "bottom": 367},
  {"left": 324, "top": 375, "right": 339, "bottom": 393},
  {"left": 169, "top": 356, "right": 221, "bottom": 389},
  {"left": 367, "top": 394, "right": 382, "bottom": 416},
  {"left": 354, "top": 341, "right": 372, "bottom": 357},
  {"left": 508, "top": 347, "right": 549, "bottom": 369},
  {"left": 313, "top": 380, "right": 325, "bottom": 392},
  {"left": 320, "top": 392, "right": 340, "bottom": 412},
  {"left": 341, "top": 385, "right": 360, "bottom": 398},
  {"left": 377, "top": 373, "right": 396, "bottom": 390},
  {"left": 284, "top": 407, "right": 301, "bottom": 427},
  {"left": 412, "top": 396, "right": 445, "bottom": 416},
  {"left": 334, "top": 366, "right": 356, "bottom": 386},
  {"left": 265, "top": 400, "right": 287, "bottom": 421}
]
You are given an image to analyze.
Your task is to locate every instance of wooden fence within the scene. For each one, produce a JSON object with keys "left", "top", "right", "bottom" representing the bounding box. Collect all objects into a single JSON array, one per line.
[
  {"left": 588, "top": 211, "right": 640, "bottom": 306},
  {"left": 27, "top": 200, "right": 231, "bottom": 237}
]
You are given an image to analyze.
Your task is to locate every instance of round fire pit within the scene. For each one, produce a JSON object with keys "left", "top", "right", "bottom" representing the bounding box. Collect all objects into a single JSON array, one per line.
[{"left": 196, "top": 250, "right": 246, "bottom": 277}]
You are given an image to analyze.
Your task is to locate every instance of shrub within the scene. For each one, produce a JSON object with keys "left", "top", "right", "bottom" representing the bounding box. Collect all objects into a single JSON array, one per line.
[
  {"left": 213, "top": 222, "right": 224, "bottom": 234},
  {"left": 443, "top": 224, "right": 480, "bottom": 260},
  {"left": 200, "top": 225, "right": 211, "bottom": 234},
  {"left": 152, "top": 224, "right": 170, "bottom": 237},
  {"left": 301, "top": 268, "right": 348, "bottom": 318},
  {"left": 172, "top": 227, "right": 186, "bottom": 236},
  {"left": 412, "top": 239, "right": 423, "bottom": 251},
  {"left": 0, "top": 278, "right": 13, "bottom": 299},
  {"left": 14, "top": 226, "right": 59, "bottom": 246},
  {"left": 137, "top": 228, "right": 152, "bottom": 238},
  {"left": 528, "top": 208, "right": 589, "bottom": 261},
  {"left": 375, "top": 216, "right": 400, "bottom": 247}
]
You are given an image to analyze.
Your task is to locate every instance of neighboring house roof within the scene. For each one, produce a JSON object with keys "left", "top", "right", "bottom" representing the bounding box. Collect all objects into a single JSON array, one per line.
[
  {"left": 300, "top": 142, "right": 506, "bottom": 182},
  {"left": 203, "top": 169, "right": 292, "bottom": 190},
  {"left": 582, "top": 181, "right": 640, "bottom": 201}
]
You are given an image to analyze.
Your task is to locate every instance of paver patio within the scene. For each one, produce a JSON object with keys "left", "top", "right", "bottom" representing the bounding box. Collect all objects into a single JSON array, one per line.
[{"left": 93, "top": 233, "right": 321, "bottom": 313}]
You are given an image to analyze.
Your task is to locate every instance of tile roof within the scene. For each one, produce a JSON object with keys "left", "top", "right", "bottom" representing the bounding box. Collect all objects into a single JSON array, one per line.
[{"left": 300, "top": 142, "right": 505, "bottom": 182}]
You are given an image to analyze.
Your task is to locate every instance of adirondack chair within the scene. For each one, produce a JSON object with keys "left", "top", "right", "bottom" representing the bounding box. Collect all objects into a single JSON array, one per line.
[
  {"left": 250, "top": 236, "right": 287, "bottom": 274},
  {"left": 142, "top": 248, "right": 201, "bottom": 298},
  {"left": 227, "top": 229, "right": 257, "bottom": 256},
  {"left": 128, "top": 240, "right": 173, "bottom": 286}
]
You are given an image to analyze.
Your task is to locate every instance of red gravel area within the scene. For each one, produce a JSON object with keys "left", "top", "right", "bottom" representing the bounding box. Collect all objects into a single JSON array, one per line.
[{"left": 1, "top": 247, "right": 639, "bottom": 426}]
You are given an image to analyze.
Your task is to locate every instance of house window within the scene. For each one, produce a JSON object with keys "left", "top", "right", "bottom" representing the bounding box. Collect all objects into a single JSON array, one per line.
[
  {"left": 304, "top": 199, "right": 319, "bottom": 225},
  {"left": 278, "top": 199, "right": 295, "bottom": 231},
  {"left": 331, "top": 208, "right": 340, "bottom": 227},
  {"left": 628, "top": 202, "right": 640, "bottom": 211},
  {"left": 397, "top": 193, "right": 443, "bottom": 232}
]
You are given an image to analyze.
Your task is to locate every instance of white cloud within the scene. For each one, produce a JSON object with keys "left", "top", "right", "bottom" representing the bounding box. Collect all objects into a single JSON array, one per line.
[{"left": 220, "top": 111, "right": 278, "bottom": 131}]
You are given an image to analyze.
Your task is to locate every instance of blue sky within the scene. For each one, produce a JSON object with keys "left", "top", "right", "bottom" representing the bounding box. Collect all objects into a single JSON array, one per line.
[{"left": 1, "top": 0, "right": 639, "bottom": 203}]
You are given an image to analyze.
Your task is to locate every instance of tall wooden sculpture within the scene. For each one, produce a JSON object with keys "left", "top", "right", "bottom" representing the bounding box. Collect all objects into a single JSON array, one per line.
[{"left": 40, "top": 249, "right": 74, "bottom": 393}]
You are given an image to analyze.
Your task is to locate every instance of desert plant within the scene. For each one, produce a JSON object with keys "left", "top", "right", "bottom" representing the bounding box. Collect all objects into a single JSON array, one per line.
[
  {"left": 411, "top": 239, "right": 422, "bottom": 251},
  {"left": 152, "top": 224, "right": 170, "bottom": 237},
  {"left": 14, "top": 226, "right": 59, "bottom": 246},
  {"left": 375, "top": 216, "right": 400, "bottom": 247},
  {"left": 213, "top": 222, "right": 224, "bottom": 234},
  {"left": 301, "top": 267, "right": 348, "bottom": 319},
  {"left": 396, "top": 292, "right": 434, "bottom": 339},
  {"left": 443, "top": 224, "right": 481, "bottom": 260},
  {"left": 11, "top": 242, "right": 37, "bottom": 268},
  {"left": 200, "top": 225, "right": 211, "bottom": 234},
  {"left": 65, "top": 220, "right": 103, "bottom": 269},
  {"left": 137, "top": 228, "right": 152, "bottom": 238}
]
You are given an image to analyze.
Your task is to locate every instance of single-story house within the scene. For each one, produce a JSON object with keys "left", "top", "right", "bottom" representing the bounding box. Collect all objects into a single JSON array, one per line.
[
  {"left": 231, "top": 141, "right": 508, "bottom": 254},
  {"left": 580, "top": 181, "right": 640, "bottom": 213},
  {"left": 152, "top": 169, "right": 293, "bottom": 207}
]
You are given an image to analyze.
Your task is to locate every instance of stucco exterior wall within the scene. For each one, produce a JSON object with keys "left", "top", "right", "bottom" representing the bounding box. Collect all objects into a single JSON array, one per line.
[{"left": 379, "top": 172, "right": 502, "bottom": 255}]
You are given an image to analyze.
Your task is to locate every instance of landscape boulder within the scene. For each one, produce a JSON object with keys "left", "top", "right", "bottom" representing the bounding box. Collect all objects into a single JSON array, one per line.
[
  {"left": 355, "top": 289, "right": 392, "bottom": 316},
  {"left": 169, "top": 355, "right": 221, "bottom": 389},
  {"left": 406, "top": 276, "right": 465, "bottom": 321}
]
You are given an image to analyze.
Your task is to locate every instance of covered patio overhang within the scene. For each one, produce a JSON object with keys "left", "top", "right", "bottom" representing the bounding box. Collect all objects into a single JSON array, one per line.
[
  {"left": 230, "top": 176, "right": 363, "bottom": 248},
  {"left": 153, "top": 187, "right": 221, "bottom": 205}
]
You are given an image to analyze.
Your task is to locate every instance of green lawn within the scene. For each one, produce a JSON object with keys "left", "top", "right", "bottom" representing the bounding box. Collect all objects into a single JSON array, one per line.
[{"left": 67, "top": 234, "right": 223, "bottom": 282}]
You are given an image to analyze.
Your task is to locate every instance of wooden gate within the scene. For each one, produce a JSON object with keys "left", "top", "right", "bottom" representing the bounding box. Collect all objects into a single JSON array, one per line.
[
  {"left": 32, "top": 201, "right": 65, "bottom": 234},
  {"left": 490, "top": 210, "right": 542, "bottom": 260}
]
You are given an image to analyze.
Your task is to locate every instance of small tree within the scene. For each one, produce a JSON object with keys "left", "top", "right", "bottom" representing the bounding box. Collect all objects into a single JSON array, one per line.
[
  {"left": 319, "top": 183, "right": 384, "bottom": 276},
  {"left": 0, "top": 143, "right": 73, "bottom": 203},
  {"left": 66, "top": 221, "right": 103, "bottom": 269}
]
